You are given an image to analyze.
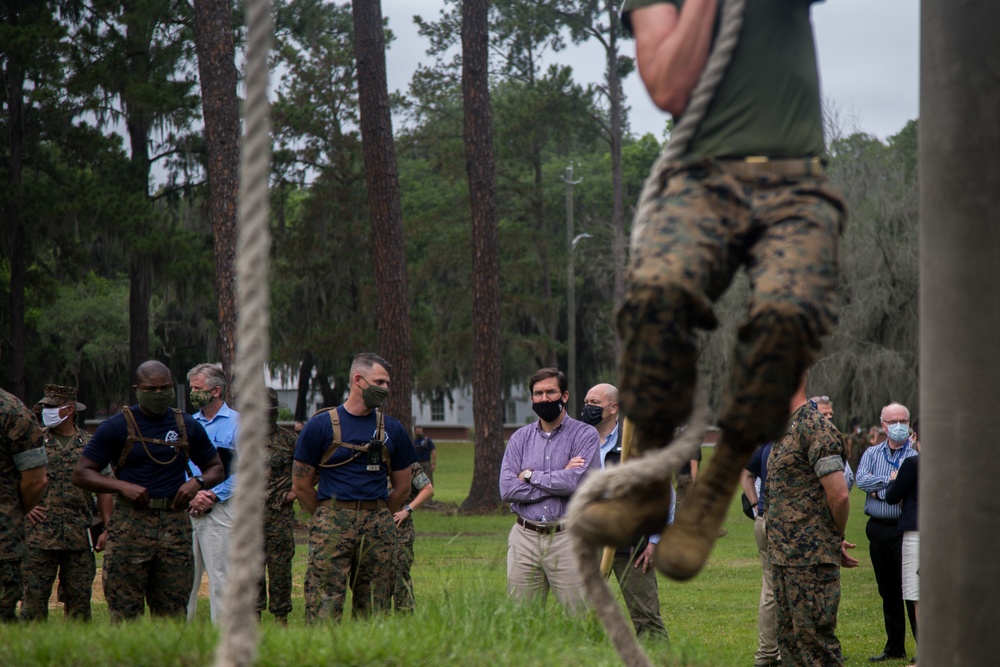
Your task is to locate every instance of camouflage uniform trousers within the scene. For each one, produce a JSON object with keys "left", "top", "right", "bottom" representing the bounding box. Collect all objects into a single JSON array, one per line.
[
  {"left": 618, "top": 159, "right": 847, "bottom": 450},
  {"left": 258, "top": 507, "right": 295, "bottom": 618},
  {"left": 304, "top": 505, "right": 396, "bottom": 623},
  {"left": 102, "top": 507, "right": 194, "bottom": 622},
  {"left": 391, "top": 518, "right": 416, "bottom": 612},
  {"left": 772, "top": 563, "right": 844, "bottom": 667},
  {"left": 21, "top": 547, "right": 96, "bottom": 621},
  {"left": 0, "top": 559, "right": 22, "bottom": 623}
]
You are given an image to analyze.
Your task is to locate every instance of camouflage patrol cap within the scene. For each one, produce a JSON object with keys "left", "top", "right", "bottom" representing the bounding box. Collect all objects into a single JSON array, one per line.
[
  {"left": 37, "top": 384, "right": 87, "bottom": 411},
  {"left": 266, "top": 387, "right": 288, "bottom": 411}
]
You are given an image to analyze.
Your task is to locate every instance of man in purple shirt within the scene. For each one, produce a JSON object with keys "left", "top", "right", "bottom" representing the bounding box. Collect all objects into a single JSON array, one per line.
[{"left": 499, "top": 368, "right": 600, "bottom": 611}]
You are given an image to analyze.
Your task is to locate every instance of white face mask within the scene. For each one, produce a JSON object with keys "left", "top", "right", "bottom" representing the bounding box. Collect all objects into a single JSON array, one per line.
[{"left": 42, "top": 406, "right": 68, "bottom": 428}]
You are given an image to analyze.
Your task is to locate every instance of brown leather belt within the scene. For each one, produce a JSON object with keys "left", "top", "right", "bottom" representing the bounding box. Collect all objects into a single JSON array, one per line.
[
  {"left": 516, "top": 516, "right": 563, "bottom": 535},
  {"left": 717, "top": 156, "right": 824, "bottom": 179},
  {"left": 318, "top": 499, "right": 387, "bottom": 511}
]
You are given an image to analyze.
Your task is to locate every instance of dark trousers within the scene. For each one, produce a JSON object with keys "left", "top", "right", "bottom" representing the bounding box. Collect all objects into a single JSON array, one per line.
[{"left": 866, "top": 518, "right": 917, "bottom": 655}]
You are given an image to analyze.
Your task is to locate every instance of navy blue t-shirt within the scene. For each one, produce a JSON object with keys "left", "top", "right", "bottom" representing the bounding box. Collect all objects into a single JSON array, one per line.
[
  {"left": 82, "top": 407, "right": 218, "bottom": 499},
  {"left": 294, "top": 406, "right": 417, "bottom": 502},
  {"left": 745, "top": 442, "right": 773, "bottom": 515}
]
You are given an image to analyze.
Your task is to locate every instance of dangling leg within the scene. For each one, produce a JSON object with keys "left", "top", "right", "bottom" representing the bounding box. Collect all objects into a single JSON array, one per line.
[{"left": 655, "top": 179, "right": 844, "bottom": 580}]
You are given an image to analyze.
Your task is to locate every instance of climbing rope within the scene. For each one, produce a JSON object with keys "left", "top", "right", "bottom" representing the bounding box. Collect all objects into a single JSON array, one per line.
[
  {"left": 213, "top": 0, "right": 272, "bottom": 663},
  {"left": 568, "top": 1, "right": 746, "bottom": 664}
]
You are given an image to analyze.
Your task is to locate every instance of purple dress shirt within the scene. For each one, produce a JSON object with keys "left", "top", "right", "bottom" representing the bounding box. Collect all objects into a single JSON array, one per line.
[{"left": 499, "top": 415, "right": 601, "bottom": 522}]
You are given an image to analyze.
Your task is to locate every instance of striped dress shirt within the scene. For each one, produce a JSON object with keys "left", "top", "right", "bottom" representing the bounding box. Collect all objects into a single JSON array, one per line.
[{"left": 856, "top": 438, "right": 918, "bottom": 520}]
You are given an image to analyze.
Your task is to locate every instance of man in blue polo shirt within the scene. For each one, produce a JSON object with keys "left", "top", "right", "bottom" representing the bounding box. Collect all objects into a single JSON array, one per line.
[
  {"left": 72, "top": 360, "right": 223, "bottom": 621},
  {"left": 293, "top": 352, "right": 417, "bottom": 622},
  {"left": 184, "top": 362, "right": 239, "bottom": 623}
]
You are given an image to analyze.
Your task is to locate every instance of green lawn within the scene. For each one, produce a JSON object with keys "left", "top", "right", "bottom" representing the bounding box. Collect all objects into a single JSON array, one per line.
[{"left": 0, "top": 442, "right": 915, "bottom": 666}]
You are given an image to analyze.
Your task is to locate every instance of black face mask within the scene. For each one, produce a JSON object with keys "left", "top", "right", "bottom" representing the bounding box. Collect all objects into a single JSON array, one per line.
[
  {"left": 579, "top": 404, "right": 604, "bottom": 426},
  {"left": 532, "top": 399, "right": 564, "bottom": 423}
]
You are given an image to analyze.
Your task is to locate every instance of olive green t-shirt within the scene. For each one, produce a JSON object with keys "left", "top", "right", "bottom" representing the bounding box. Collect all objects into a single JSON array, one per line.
[{"left": 621, "top": 0, "right": 826, "bottom": 159}]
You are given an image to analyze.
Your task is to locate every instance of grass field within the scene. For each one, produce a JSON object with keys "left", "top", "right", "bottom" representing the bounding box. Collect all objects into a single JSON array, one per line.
[{"left": 0, "top": 442, "right": 917, "bottom": 666}]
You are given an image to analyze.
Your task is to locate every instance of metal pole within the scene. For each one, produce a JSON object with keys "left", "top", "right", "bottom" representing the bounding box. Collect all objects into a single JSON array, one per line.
[{"left": 920, "top": 2, "right": 1000, "bottom": 664}]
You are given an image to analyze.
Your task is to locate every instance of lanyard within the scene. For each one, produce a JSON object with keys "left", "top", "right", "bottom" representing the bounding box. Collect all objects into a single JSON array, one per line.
[{"left": 882, "top": 441, "right": 909, "bottom": 470}]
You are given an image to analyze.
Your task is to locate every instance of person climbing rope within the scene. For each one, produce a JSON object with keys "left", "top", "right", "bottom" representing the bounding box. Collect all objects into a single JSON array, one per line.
[{"left": 572, "top": 0, "right": 848, "bottom": 583}]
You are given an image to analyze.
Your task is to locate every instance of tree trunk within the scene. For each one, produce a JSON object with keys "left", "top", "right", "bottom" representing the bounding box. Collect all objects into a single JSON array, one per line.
[
  {"left": 607, "top": 0, "right": 625, "bottom": 359},
  {"left": 920, "top": 2, "right": 1000, "bottom": 664},
  {"left": 3, "top": 34, "right": 27, "bottom": 400},
  {"left": 460, "top": 0, "right": 503, "bottom": 513},
  {"left": 193, "top": 0, "right": 240, "bottom": 400},
  {"left": 351, "top": 0, "right": 413, "bottom": 434},
  {"left": 295, "top": 351, "right": 314, "bottom": 422},
  {"left": 124, "top": 8, "right": 154, "bottom": 388}
]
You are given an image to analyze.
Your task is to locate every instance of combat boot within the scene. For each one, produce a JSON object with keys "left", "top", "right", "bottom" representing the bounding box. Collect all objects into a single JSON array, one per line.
[{"left": 654, "top": 436, "right": 751, "bottom": 580}]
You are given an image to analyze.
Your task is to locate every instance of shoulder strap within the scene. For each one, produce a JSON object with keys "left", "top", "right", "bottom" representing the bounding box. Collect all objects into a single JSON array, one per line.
[
  {"left": 319, "top": 407, "right": 359, "bottom": 468},
  {"left": 119, "top": 407, "right": 139, "bottom": 469},
  {"left": 118, "top": 406, "right": 189, "bottom": 469}
]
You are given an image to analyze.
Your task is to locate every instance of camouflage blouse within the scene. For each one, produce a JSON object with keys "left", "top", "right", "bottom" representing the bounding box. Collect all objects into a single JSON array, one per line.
[
  {"left": 766, "top": 403, "right": 845, "bottom": 567},
  {"left": 265, "top": 426, "right": 298, "bottom": 512},
  {"left": 26, "top": 426, "right": 99, "bottom": 551},
  {"left": 1, "top": 390, "right": 47, "bottom": 559}
]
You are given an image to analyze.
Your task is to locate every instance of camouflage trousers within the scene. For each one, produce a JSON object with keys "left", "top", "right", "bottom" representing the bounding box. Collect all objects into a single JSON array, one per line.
[
  {"left": 392, "top": 519, "right": 416, "bottom": 612},
  {"left": 618, "top": 159, "right": 847, "bottom": 449},
  {"left": 258, "top": 507, "right": 295, "bottom": 617},
  {"left": 772, "top": 563, "right": 843, "bottom": 666},
  {"left": 21, "top": 547, "right": 96, "bottom": 621},
  {"left": 304, "top": 505, "right": 396, "bottom": 623},
  {"left": 0, "top": 559, "right": 22, "bottom": 623},
  {"left": 102, "top": 507, "right": 194, "bottom": 622}
]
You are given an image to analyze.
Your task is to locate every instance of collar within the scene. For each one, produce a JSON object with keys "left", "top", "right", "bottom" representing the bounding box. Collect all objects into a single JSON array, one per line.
[{"left": 197, "top": 401, "right": 234, "bottom": 424}]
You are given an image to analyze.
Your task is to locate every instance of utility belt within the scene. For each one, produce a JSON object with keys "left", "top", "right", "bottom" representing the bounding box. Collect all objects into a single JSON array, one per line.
[
  {"left": 716, "top": 156, "right": 825, "bottom": 179},
  {"left": 117, "top": 496, "right": 181, "bottom": 511},
  {"left": 318, "top": 498, "right": 387, "bottom": 511}
]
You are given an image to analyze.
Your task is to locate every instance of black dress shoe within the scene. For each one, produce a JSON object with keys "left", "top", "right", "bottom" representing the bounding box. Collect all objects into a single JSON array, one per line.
[{"left": 868, "top": 652, "right": 906, "bottom": 662}]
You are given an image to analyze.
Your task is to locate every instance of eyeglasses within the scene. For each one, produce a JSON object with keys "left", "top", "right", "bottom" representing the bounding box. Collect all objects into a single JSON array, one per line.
[
  {"left": 882, "top": 418, "right": 909, "bottom": 426},
  {"left": 532, "top": 388, "right": 562, "bottom": 399}
]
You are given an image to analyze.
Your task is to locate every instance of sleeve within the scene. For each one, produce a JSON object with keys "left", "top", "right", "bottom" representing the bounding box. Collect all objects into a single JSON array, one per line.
[
  {"left": 745, "top": 446, "right": 764, "bottom": 477},
  {"left": 856, "top": 445, "right": 889, "bottom": 492},
  {"left": 387, "top": 420, "right": 418, "bottom": 471},
  {"left": 499, "top": 430, "right": 543, "bottom": 503},
  {"left": 5, "top": 403, "right": 47, "bottom": 471},
  {"left": 620, "top": 0, "right": 680, "bottom": 36},
  {"left": 80, "top": 418, "right": 123, "bottom": 470},
  {"left": 529, "top": 426, "right": 601, "bottom": 496},
  {"left": 293, "top": 416, "right": 330, "bottom": 467},
  {"left": 807, "top": 417, "right": 845, "bottom": 478}
]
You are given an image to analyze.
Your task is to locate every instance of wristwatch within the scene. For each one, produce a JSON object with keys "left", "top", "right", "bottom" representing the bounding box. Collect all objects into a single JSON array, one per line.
[
  {"left": 523, "top": 470, "right": 533, "bottom": 482},
  {"left": 194, "top": 476, "right": 206, "bottom": 489},
  {"left": 404, "top": 504, "right": 413, "bottom": 514}
]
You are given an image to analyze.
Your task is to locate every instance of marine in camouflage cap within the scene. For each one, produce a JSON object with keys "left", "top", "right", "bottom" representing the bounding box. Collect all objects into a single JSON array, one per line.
[{"left": 23, "top": 382, "right": 112, "bottom": 621}]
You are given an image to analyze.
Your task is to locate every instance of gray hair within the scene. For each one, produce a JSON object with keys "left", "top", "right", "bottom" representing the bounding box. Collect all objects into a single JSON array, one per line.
[
  {"left": 350, "top": 352, "right": 391, "bottom": 376},
  {"left": 187, "top": 363, "right": 227, "bottom": 393}
]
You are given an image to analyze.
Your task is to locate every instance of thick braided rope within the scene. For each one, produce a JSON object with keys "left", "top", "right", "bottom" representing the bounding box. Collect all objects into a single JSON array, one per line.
[
  {"left": 566, "top": 391, "right": 709, "bottom": 667},
  {"left": 630, "top": 0, "right": 746, "bottom": 247},
  {"left": 213, "top": 0, "right": 272, "bottom": 663}
]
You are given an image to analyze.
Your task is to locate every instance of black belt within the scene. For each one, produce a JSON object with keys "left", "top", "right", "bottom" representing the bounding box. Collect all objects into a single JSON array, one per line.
[
  {"left": 117, "top": 496, "right": 179, "bottom": 511},
  {"left": 516, "top": 516, "right": 563, "bottom": 535},
  {"left": 868, "top": 516, "right": 897, "bottom": 524},
  {"left": 717, "top": 156, "right": 825, "bottom": 179}
]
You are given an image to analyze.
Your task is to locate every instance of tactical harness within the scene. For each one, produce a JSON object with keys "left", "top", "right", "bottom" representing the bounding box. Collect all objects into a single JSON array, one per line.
[
  {"left": 118, "top": 406, "right": 189, "bottom": 471},
  {"left": 315, "top": 407, "right": 390, "bottom": 472}
]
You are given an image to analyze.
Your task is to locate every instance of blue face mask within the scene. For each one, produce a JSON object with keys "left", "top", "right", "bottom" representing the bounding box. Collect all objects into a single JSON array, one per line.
[{"left": 887, "top": 423, "right": 909, "bottom": 443}]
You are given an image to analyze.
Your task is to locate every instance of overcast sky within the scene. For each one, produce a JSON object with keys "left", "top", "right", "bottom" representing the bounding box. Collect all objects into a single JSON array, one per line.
[{"left": 380, "top": 0, "right": 919, "bottom": 142}]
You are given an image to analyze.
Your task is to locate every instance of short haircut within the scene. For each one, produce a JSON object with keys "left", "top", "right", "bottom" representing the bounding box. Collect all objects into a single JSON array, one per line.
[
  {"left": 880, "top": 402, "right": 910, "bottom": 422},
  {"left": 187, "top": 363, "right": 227, "bottom": 394},
  {"left": 351, "top": 352, "right": 392, "bottom": 377},
  {"left": 529, "top": 367, "right": 567, "bottom": 394},
  {"left": 809, "top": 396, "right": 832, "bottom": 407},
  {"left": 135, "top": 360, "right": 172, "bottom": 384}
]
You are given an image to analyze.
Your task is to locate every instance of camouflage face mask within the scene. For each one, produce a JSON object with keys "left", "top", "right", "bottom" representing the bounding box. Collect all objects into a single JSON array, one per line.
[{"left": 190, "top": 389, "right": 214, "bottom": 410}]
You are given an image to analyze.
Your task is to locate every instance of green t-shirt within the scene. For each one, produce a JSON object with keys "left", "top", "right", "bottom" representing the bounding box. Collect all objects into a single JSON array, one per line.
[{"left": 621, "top": 0, "right": 826, "bottom": 159}]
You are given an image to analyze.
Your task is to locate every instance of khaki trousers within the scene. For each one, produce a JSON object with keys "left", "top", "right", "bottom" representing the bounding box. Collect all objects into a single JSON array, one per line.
[
  {"left": 506, "top": 522, "right": 587, "bottom": 612},
  {"left": 755, "top": 516, "right": 781, "bottom": 665}
]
